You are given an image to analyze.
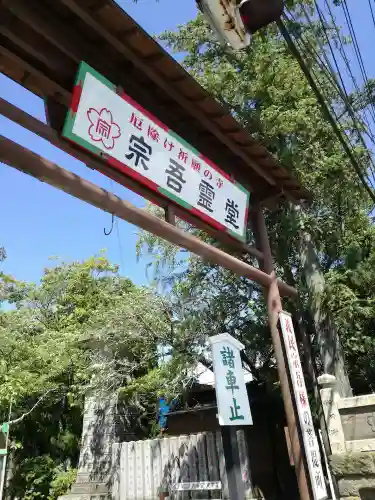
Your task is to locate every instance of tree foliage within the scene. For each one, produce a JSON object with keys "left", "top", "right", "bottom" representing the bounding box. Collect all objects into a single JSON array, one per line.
[
  {"left": 2, "top": 0, "right": 375, "bottom": 497},
  {"left": 0, "top": 254, "right": 186, "bottom": 498},
  {"left": 138, "top": 2, "right": 375, "bottom": 396}
]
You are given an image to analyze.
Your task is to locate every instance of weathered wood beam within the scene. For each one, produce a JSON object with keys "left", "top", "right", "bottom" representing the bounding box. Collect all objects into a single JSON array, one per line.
[
  {"left": 0, "top": 45, "right": 70, "bottom": 104},
  {"left": 3, "top": 0, "right": 258, "bottom": 191},
  {"left": 0, "top": 97, "right": 272, "bottom": 265},
  {"left": 58, "top": 0, "right": 278, "bottom": 188},
  {"left": 3, "top": 0, "right": 123, "bottom": 76},
  {"left": 0, "top": 135, "right": 298, "bottom": 297},
  {"left": 0, "top": 7, "right": 75, "bottom": 77}
]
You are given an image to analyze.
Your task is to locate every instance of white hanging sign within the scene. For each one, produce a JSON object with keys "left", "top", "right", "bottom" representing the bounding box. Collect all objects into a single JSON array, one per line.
[
  {"left": 209, "top": 333, "right": 253, "bottom": 426},
  {"left": 279, "top": 311, "right": 328, "bottom": 500},
  {"left": 62, "top": 62, "right": 250, "bottom": 241}
]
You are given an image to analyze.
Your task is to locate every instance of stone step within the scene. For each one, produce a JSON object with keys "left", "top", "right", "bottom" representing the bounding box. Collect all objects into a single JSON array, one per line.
[
  {"left": 70, "top": 482, "right": 109, "bottom": 495},
  {"left": 58, "top": 495, "right": 110, "bottom": 500},
  {"left": 75, "top": 473, "right": 112, "bottom": 484}
]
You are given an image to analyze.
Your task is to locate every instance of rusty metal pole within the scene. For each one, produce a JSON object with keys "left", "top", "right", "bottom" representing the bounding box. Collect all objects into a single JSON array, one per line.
[
  {"left": 251, "top": 203, "right": 312, "bottom": 500},
  {"left": 0, "top": 135, "right": 297, "bottom": 296}
]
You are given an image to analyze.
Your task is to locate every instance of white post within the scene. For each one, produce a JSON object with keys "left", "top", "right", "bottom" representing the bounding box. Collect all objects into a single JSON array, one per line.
[
  {"left": 318, "top": 374, "right": 346, "bottom": 454},
  {"left": 0, "top": 401, "right": 12, "bottom": 500},
  {"left": 318, "top": 430, "right": 337, "bottom": 500}
]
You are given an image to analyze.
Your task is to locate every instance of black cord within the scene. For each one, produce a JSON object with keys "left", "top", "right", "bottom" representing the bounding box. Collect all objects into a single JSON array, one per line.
[
  {"left": 104, "top": 213, "right": 115, "bottom": 236},
  {"left": 284, "top": 9, "right": 375, "bottom": 187},
  {"left": 277, "top": 18, "right": 375, "bottom": 204},
  {"left": 323, "top": 0, "right": 375, "bottom": 132},
  {"left": 341, "top": 0, "right": 375, "bottom": 123}
]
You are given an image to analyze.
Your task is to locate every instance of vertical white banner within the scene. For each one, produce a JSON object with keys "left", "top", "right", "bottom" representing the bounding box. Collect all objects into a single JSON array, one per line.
[
  {"left": 279, "top": 312, "right": 328, "bottom": 500},
  {"left": 209, "top": 333, "right": 252, "bottom": 426}
]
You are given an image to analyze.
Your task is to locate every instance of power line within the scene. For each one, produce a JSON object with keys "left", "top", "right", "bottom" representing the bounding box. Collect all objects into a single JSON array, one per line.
[
  {"left": 368, "top": 0, "right": 375, "bottom": 33},
  {"left": 340, "top": 0, "right": 375, "bottom": 123},
  {"left": 289, "top": 7, "right": 375, "bottom": 182},
  {"left": 320, "top": 0, "right": 375, "bottom": 151},
  {"left": 285, "top": 8, "right": 347, "bottom": 103},
  {"left": 284, "top": 7, "right": 375, "bottom": 186},
  {"left": 277, "top": 18, "right": 375, "bottom": 204},
  {"left": 309, "top": 2, "right": 349, "bottom": 96},
  {"left": 303, "top": 2, "right": 375, "bottom": 138},
  {"left": 323, "top": 0, "right": 375, "bottom": 130}
]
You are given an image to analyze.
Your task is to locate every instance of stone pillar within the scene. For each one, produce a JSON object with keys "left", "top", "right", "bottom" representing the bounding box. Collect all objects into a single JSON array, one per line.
[
  {"left": 59, "top": 394, "right": 121, "bottom": 500},
  {"left": 318, "top": 374, "right": 346, "bottom": 455}
]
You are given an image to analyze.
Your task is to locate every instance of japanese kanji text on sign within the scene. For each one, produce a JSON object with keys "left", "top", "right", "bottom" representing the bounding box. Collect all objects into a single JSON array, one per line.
[
  {"left": 279, "top": 312, "right": 328, "bottom": 500},
  {"left": 209, "top": 333, "right": 253, "bottom": 426},
  {"left": 62, "top": 62, "right": 250, "bottom": 241}
]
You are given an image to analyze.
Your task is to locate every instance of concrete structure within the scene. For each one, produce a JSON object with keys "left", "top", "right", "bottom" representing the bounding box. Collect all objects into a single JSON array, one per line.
[
  {"left": 319, "top": 375, "right": 375, "bottom": 499},
  {"left": 59, "top": 395, "right": 123, "bottom": 500}
]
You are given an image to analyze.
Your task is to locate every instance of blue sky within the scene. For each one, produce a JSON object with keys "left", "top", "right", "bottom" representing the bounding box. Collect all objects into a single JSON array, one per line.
[
  {"left": 0, "top": 0, "right": 197, "bottom": 286},
  {"left": 0, "top": 0, "right": 374, "bottom": 286}
]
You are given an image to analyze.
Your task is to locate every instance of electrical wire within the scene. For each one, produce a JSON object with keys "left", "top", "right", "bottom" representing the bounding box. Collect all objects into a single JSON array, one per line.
[
  {"left": 285, "top": 9, "right": 347, "bottom": 102},
  {"left": 314, "top": 1, "right": 375, "bottom": 177},
  {"left": 295, "top": 3, "right": 375, "bottom": 140},
  {"left": 323, "top": 0, "right": 375, "bottom": 130},
  {"left": 340, "top": 0, "right": 375, "bottom": 123},
  {"left": 277, "top": 19, "right": 375, "bottom": 203},
  {"left": 308, "top": 2, "right": 349, "bottom": 96},
  {"left": 108, "top": 178, "right": 126, "bottom": 274},
  {"left": 284, "top": 7, "right": 375, "bottom": 187},
  {"left": 286, "top": 7, "right": 375, "bottom": 182},
  {"left": 368, "top": 0, "right": 375, "bottom": 35}
]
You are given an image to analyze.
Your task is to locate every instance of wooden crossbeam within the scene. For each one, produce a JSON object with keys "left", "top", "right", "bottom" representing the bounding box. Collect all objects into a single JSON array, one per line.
[
  {"left": 0, "top": 97, "right": 264, "bottom": 261},
  {"left": 58, "top": 0, "right": 278, "bottom": 188},
  {"left": 0, "top": 135, "right": 298, "bottom": 295}
]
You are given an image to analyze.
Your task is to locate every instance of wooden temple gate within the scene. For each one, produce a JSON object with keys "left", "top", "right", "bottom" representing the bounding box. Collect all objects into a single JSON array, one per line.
[{"left": 0, "top": 1, "right": 317, "bottom": 499}]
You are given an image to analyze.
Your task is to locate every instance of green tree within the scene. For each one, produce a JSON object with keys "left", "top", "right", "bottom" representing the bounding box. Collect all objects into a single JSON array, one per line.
[
  {"left": 138, "top": 4, "right": 375, "bottom": 395},
  {"left": 0, "top": 254, "right": 182, "bottom": 499}
]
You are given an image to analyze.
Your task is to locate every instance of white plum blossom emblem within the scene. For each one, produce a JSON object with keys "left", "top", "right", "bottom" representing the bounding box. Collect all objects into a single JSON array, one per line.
[{"left": 87, "top": 107, "right": 121, "bottom": 150}]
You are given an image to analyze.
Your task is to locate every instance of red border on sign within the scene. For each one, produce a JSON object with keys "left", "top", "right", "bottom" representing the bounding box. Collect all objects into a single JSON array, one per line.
[
  {"left": 117, "top": 90, "right": 169, "bottom": 132},
  {"left": 62, "top": 62, "right": 250, "bottom": 243}
]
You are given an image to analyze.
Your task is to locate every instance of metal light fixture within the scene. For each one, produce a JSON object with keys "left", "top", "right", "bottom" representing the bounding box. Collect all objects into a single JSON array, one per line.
[{"left": 197, "top": 0, "right": 251, "bottom": 50}]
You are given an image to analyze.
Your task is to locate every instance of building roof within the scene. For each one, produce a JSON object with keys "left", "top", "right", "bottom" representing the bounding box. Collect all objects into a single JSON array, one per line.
[
  {"left": 0, "top": 0, "right": 309, "bottom": 202},
  {"left": 193, "top": 362, "right": 253, "bottom": 387}
]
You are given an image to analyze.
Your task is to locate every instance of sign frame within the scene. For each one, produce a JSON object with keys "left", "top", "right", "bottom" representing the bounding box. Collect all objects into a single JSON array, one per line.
[
  {"left": 209, "top": 333, "right": 253, "bottom": 426},
  {"left": 62, "top": 61, "right": 250, "bottom": 242},
  {"left": 279, "top": 311, "right": 328, "bottom": 500}
]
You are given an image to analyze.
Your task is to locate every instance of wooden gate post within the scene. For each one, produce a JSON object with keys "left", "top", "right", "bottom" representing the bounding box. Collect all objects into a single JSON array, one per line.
[{"left": 251, "top": 203, "right": 313, "bottom": 500}]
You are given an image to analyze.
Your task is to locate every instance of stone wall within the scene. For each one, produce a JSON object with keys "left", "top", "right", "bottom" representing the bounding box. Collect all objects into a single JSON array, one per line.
[
  {"left": 319, "top": 375, "right": 375, "bottom": 454},
  {"left": 330, "top": 452, "right": 375, "bottom": 500},
  {"left": 319, "top": 375, "right": 375, "bottom": 500}
]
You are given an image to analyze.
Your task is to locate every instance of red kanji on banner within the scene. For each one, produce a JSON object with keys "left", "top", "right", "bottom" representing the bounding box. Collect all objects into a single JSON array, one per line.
[
  {"left": 288, "top": 335, "right": 297, "bottom": 352},
  {"left": 191, "top": 158, "right": 201, "bottom": 172},
  {"left": 204, "top": 169, "right": 213, "bottom": 180},
  {"left": 129, "top": 112, "right": 143, "bottom": 131},
  {"left": 178, "top": 149, "right": 188, "bottom": 163},
  {"left": 292, "top": 358, "right": 300, "bottom": 370},
  {"left": 147, "top": 125, "right": 160, "bottom": 142},
  {"left": 299, "top": 391, "right": 308, "bottom": 408},
  {"left": 164, "top": 139, "right": 174, "bottom": 152},
  {"left": 216, "top": 177, "right": 223, "bottom": 188},
  {"left": 87, "top": 107, "right": 121, "bottom": 150},
  {"left": 285, "top": 317, "right": 293, "bottom": 334},
  {"left": 295, "top": 370, "right": 304, "bottom": 389}
]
